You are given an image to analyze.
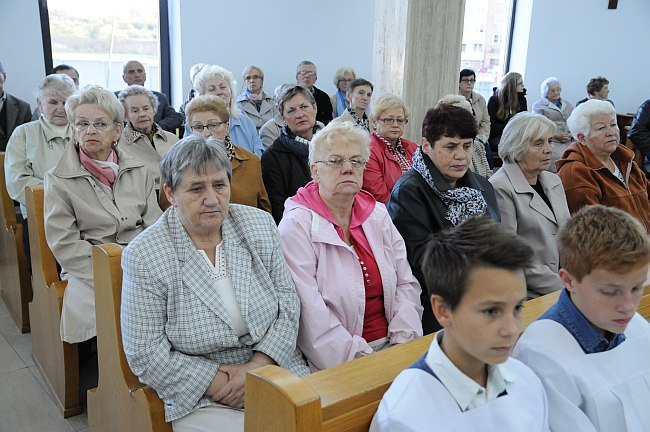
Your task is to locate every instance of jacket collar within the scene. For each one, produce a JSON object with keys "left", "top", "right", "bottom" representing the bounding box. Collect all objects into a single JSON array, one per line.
[
  {"left": 502, "top": 162, "right": 559, "bottom": 223},
  {"left": 558, "top": 141, "right": 634, "bottom": 181},
  {"left": 422, "top": 151, "right": 488, "bottom": 193},
  {"left": 52, "top": 140, "right": 144, "bottom": 179},
  {"left": 122, "top": 121, "right": 168, "bottom": 145},
  {"left": 39, "top": 116, "right": 72, "bottom": 143}
]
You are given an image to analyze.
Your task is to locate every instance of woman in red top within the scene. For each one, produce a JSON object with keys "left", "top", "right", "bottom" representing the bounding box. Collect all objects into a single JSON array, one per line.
[{"left": 363, "top": 95, "right": 418, "bottom": 203}]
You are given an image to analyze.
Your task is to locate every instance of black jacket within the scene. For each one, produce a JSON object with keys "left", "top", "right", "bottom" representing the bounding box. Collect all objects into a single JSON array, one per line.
[
  {"left": 312, "top": 86, "right": 333, "bottom": 126},
  {"left": 487, "top": 88, "right": 528, "bottom": 147},
  {"left": 387, "top": 153, "right": 501, "bottom": 334},
  {"left": 629, "top": 99, "right": 650, "bottom": 159},
  {"left": 261, "top": 128, "right": 312, "bottom": 224}
]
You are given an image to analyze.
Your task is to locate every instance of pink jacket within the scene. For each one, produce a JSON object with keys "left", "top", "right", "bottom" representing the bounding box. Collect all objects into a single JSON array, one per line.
[{"left": 278, "top": 196, "right": 423, "bottom": 371}]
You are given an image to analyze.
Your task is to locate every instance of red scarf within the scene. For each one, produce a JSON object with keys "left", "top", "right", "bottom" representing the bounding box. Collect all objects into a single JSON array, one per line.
[
  {"left": 291, "top": 181, "right": 376, "bottom": 256},
  {"left": 79, "top": 148, "right": 118, "bottom": 190}
]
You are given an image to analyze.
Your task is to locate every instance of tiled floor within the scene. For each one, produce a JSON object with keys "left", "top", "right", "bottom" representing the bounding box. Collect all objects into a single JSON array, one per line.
[{"left": 0, "top": 299, "right": 91, "bottom": 432}]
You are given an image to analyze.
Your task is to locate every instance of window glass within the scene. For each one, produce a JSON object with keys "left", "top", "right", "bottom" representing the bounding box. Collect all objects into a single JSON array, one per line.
[
  {"left": 47, "top": 0, "right": 160, "bottom": 91},
  {"left": 460, "top": 0, "right": 513, "bottom": 100}
]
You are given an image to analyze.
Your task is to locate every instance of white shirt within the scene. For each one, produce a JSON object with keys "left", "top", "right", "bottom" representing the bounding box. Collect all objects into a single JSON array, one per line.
[{"left": 198, "top": 242, "right": 248, "bottom": 337}]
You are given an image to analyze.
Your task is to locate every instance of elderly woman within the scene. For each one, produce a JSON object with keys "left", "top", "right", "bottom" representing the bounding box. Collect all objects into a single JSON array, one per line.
[
  {"left": 362, "top": 94, "right": 417, "bottom": 203},
  {"left": 532, "top": 77, "right": 573, "bottom": 172},
  {"left": 261, "top": 85, "right": 322, "bottom": 223},
  {"left": 259, "top": 83, "right": 293, "bottom": 150},
  {"left": 576, "top": 76, "right": 614, "bottom": 107},
  {"left": 184, "top": 94, "right": 271, "bottom": 212},
  {"left": 278, "top": 121, "right": 422, "bottom": 372},
  {"left": 557, "top": 99, "right": 650, "bottom": 229},
  {"left": 4, "top": 73, "right": 76, "bottom": 259},
  {"left": 118, "top": 85, "right": 179, "bottom": 185},
  {"left": 44, "top": 85, "right": 161, "bottom": 343},
  {"left": 330, "top": 67, "right": 356, "bottom": 118},
  {"left": 387, "top": 104, "right": 500, "bottom": 334},
  {"left": 333, "top": 78, "right": 374, "bottom": 133},
  {"left": 489, "top": 112, "right": 570, "bottom": 297},
  {"left": 193, "top": 64, "right": 264, "bottom": 156},
  {"left": 121, "top": 136, "right": 308, "bottom": 431},
  {"left": 235, "top": 65, "right": 276, "bottom": 131},
  {"left": 487, "top": 72, "right": 527, "bottom": 162}
]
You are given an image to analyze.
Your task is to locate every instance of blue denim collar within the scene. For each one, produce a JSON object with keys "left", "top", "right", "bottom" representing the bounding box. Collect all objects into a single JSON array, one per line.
[{"left": 540, "top": 289, "right": 626, "bottom": 354}]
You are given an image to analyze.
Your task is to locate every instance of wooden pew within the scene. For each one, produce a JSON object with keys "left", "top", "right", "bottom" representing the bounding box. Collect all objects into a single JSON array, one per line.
[
  {"left": 0, "top": 152, "right": 32, "bottom": 332},
  {"left": 87, "top": 244, "right": 170, "bottom": 432},
  {"left": 244, "top": 290, "right": 562, "bottom": 432},
  {"left": 25, "top": 185, "right": 81, "bottom": 417}
]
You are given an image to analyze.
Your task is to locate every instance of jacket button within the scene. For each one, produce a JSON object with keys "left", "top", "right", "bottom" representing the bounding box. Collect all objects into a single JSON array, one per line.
[{"left": 256, "top": 328, "right": 263, "bottom": 337}]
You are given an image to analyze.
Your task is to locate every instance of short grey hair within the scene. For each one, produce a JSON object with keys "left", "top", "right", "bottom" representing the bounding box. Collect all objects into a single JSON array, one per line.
[
  {"left": 35, "top": 74, "right": 77, "bottom": 102},
  {"left": 436, "top": 94, "right": 472, "bottom": 113},
  {"left": 332, "top": 67, "right": 356, "bottom": 86},
  {"left": 278, "top": 85, "right": 316, "bottom": 117},
  {"left": 118, "top": 84, "right": 159, "bottom": 114},
  {"left": 371, "top": 94, "right": 410, "bottom": 121},
  {"left": 242, "top": 65, "right": 264, "bottom": 80},
  {"left": 567, "top": 99, "right": 616, "bottom": 139},
  {"left": 193, "top": 64, "right": 240, "bottom": 118},
  {"left": 160, "top": 135, "right": 232, "bottom": 192},
  {"left": 296, "top": 60, "right": 317, "bottom": 74},
  {"left": 498, "top": 112, "right": 556, "bottom": 163},
  {"left": 189, "top": 63, "right": 206, "bottom": 84},
  {"left": 65, "top": 85, "right": 124, "bottom": 124},
  {"left": 540, "top": 77, "right": 561, "bottom": 99},
  {"left": 309, "top": 120, "right": 370, "bottom": 166}
]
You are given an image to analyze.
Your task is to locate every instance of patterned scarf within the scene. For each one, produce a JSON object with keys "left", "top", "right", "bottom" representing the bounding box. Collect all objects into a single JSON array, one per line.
[
  {"left": 348, "top": 107, "right": 371, "bottom": 133},
  {"left": 411, "top": 148, "right": 487, "bottom": 226},
  {"left": 223, "top": 135, "right": 236, "bottom": 160},
  {"left": 373, "top": 132, "right": 412, "bottom": 173}
]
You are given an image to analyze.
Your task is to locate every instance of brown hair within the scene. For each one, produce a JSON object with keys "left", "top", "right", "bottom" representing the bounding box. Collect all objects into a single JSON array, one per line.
[
  {"left": 558, "top": 205, "right": 650, "bottom": 282},
  {"left": 496, "top": 72, "right": 523, "bottom": 121}
]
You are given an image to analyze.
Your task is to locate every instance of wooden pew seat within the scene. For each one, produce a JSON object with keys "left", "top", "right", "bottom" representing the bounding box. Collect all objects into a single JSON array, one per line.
[
  {"left": 0, "top": 151, "right": 32, "bottom": 332},
  {"left": 87, "top": 243, "right": 170, "bottom": 432},
  {"left": 25, "top": 185, "right": 80, "bottom": 417}
]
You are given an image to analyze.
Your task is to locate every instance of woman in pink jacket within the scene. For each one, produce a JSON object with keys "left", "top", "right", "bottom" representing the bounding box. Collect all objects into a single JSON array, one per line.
[{"left": 278, "top": 121, "right": 423, "bottom": 372}]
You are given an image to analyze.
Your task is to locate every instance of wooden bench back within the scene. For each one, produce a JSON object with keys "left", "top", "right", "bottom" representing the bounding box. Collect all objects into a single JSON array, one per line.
[
  {"left": 245, "top": 290, "right": 563, "bottom": 432},
  {"left": 0, "top": 152, "right": 18, "bottom": 230},
  {"left": 25, "top": 185, "right": 60, "bottom": 287},
  {"left": 88, "top": 244, "right": 169, "bottom": 432}
]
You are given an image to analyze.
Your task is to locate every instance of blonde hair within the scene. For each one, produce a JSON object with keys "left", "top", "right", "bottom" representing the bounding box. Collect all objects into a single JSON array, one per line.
[
  {"left": 185, "top": 95, "right": 229, "bottom": 126},
  {"left": 65, "top": 85, "right": 124, "bottom": 124},
  {"left": 309, "top": 121, "right": 370, "bottom": 166},
  {"left": 193, "top": 64, "right": 240, "bottom": 118},
  {"left": 496, "top": 72, "right": 523, "bottom": 121},
  {"left": 371, "top": 94, "right": 410, "bottom": 121}
]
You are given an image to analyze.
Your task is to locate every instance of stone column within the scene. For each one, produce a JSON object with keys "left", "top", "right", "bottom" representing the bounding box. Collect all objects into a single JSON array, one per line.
[{"left": 373, "top": 0, "right": 466, "bottom": 141}]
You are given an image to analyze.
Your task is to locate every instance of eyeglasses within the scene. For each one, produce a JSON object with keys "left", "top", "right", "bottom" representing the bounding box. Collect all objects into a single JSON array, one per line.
[
  {"left": 190, "top": 122, "right": 228, "bottom": 133},
  {"left": 338, "top": 79, "right": 352, "bottom": 84},
  {"left": 74, "top": 121, "right": 113, "bottom": 132},
  {"left": 244, "top": 75, "right": 263, "bottom": 81},
  {"left": 460, "top": 78, "right": 476, "bottom": 84},
  {"left": 315, "top": 158, "right": 366, "bottom": 169},
  {"left": 378, "top": 117, "right": 408, "bottom": 125},
  {"left": 298, "top": 71, "right": 316, "bottom": 78}
]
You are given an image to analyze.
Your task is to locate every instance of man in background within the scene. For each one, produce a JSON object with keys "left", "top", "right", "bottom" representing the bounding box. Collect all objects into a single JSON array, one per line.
[{"left": 0, "top": 62, "right": 32, "bottom": 151}]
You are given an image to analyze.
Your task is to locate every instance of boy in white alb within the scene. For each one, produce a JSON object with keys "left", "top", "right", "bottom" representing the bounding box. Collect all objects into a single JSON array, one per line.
[
  {"left": 513, "top": 205, "right": 650, "bottom": 431},
  {"left": 371, "top": 218, "right": 549, "bottom": 432}
]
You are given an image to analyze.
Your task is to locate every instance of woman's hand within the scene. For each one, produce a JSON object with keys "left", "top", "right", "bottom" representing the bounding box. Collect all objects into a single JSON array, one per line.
[
  {"left": 212, "top": 352, "right": 275, "bottom": 409},
  {"left": 204, "top": 370, "right": 229, "bottom": 400}
]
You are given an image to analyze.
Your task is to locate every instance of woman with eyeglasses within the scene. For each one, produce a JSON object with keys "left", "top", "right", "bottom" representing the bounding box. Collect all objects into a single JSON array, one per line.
[
  {"left": 458, "top": 69, "right": 490, "bottom": 151},
  {"left": 363, "top": 94, "right": 417, "bottom": 203},
  {"left": 278, "top": 121, "right": 423, "bottom": 372},
  {"left": 235, "top": 65, "right": 276, "bottom": 132},
  {"left": 180, "top": 95, "right": 270, "bottom": 212},
  {"left": 44, "top": 85, "right": 162, "bottom": 343},
  {"left": 330, "top": 67, "right": 356, "bottom": 118},
  {"left": 118, "top": 85, "right": 179, "bottom": 187},
  {"left": 261, "top": 85, "right": 322, "bottom": 223},
  {"left": 333, "top": 78, "right": 374, "bottom": 134}
]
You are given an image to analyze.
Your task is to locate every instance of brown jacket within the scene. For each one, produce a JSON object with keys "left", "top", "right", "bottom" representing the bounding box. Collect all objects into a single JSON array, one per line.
[{"left": 556, "top": 142, "right": 650, "bottom": 230}]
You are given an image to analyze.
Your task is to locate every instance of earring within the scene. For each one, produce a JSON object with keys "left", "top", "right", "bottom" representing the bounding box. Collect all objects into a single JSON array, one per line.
[{"left": 112, "top": 141, "right": 118, "bottom": 148}]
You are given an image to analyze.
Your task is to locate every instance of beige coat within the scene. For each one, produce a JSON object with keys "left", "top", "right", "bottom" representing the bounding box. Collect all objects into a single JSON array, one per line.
[
  {"left": 489, "top": 162, "right": 570, "bottom": 297},
  {"left": 467, "top": 91, "right": 490, "bottom": 144},
  {"left": 44, "top": 142, "right": 162, "bottom": 286},
  {"left": 236, "top": 92, "right": 277, "bottom": 131},
  {"left": 4, "top": 117, "right": 72, "bottom": 217},
  {"left": 118, "top": 122, "right": 178, "bottom": 186}
]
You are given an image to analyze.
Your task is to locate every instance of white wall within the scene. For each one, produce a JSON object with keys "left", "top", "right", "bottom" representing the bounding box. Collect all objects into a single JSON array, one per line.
[
  {"left": 512, "top": 0, "right": 650, "bottom": 114},
  {"left": 0, "top": 0, "right": 47, "bottom": 107},
  {"left": 169, "top": 0, "right": 375, "bottom": 109}
]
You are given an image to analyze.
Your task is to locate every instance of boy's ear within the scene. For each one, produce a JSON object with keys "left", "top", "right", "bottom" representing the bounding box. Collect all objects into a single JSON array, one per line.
[
  {"left": 431, "top": 294, "right": 452, "bottom": 328},
  {"left": 558, "top": 268, "right": 576, "bottom": 293}
]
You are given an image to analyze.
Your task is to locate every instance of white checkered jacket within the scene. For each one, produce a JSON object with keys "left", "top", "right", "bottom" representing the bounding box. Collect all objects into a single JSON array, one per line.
[{"left": 120, "top": 204, "right": 309, "bottom": 422}]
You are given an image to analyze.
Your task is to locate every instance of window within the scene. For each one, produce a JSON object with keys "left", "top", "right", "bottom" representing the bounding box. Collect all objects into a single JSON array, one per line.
[
  {"left": 43, "top": 0, "right": 163, "bottom": 92},
  {"left": 460, "top": 0, "right": 514, "bottom": 100},
  {"left": 461, "top": 43, "right": 466, "bottom": 52}
]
